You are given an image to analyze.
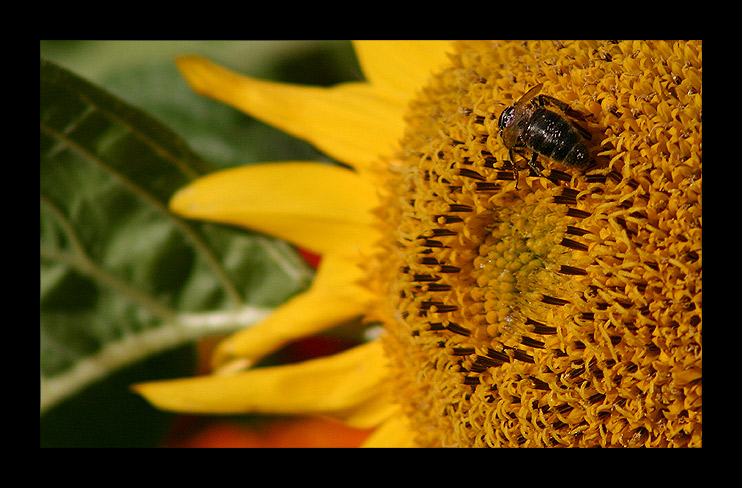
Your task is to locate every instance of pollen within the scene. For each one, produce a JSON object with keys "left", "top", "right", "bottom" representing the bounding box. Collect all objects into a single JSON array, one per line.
[{"left": 366, "top": 41, "right": 701, "bottom": 447}]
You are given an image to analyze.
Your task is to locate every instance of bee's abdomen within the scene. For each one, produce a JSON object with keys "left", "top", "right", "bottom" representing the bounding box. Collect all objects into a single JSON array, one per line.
[{"left": 522, "top": 108, "right": 590, "bottom": 167}]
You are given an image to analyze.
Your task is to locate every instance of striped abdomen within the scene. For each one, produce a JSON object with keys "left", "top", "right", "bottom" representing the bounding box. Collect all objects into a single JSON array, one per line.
[{"left": 520, "top": 108, "right": 590, "bottom": 167}]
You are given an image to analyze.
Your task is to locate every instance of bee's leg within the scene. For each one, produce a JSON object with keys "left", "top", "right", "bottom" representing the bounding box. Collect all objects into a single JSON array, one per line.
[
  {"left": 537, "top": 94, "right": 571, "bottom": 112},
  {"left": 508, "top": 149, "right": 520, "bottom": 189},
  {"left": 538, "top": 95, "right": 584, "bottom": 119},
  {"left": 527, "top": 152, "right": 545, "bottom": 178},
  {"left": 569, "top": 121, "right": 592, "bottom": 141}
]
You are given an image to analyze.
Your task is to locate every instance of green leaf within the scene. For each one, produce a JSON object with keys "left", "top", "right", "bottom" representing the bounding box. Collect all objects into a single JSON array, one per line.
[{"left": 40, "top": 60, "right": 314, "bottom": 415}]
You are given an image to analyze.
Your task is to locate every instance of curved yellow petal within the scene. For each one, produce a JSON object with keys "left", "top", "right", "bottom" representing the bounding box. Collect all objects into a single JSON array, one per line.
[
  {"left": 169, "top": 162, "right": 380, "bottom": 256},
  {"left": 362, "top": 410, "right": 418, "bottom": 447},
  {"left": 212, "top": 253, "right": 373, "bottom": 369},
  {"left": 133, "top": 340, "right": 391, "bottom": 428},
  {"left": 353, "top": 41, "right": 453, "bottom": 101},
  {"left": 213, "top": 290, "right": 363, "bottom": 370},
  {"left": 176, "top": 55, "right": 406, "bottom": 172},
  {"left": 310, "top": 250, "right": 370, "bottom": 293},
  {"left": 338, "top": 385, "right": 398, "bottom": 429}
]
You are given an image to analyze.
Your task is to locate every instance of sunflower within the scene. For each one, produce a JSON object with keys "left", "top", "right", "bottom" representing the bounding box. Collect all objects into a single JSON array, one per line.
[{"left": 134, "top": 41, "right": 702, "bottom": 447}]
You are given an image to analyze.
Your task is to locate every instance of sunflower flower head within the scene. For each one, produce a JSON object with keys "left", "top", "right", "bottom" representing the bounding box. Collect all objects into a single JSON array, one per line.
[
  {"left": 136, "top": 41, "right": 701, "bottom": 447},
  {"left": 367, "top": 40, "right": 701, "bottom": 447}
]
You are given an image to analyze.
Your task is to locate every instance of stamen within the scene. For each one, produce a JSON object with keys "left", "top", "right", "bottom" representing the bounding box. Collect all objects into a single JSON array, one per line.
[
  {"left": 419, "top": 301, "right": 458, "bottom": 313},
  {"left": 511, "top": 349, "right": 535, "bottom": 363},
  {"left": 567, "top": 367, "right": 586, "bottom": 378},
  {"left": 457, "top": 168, "right": 485, "bottom": 181},
  {"left": 426, "top": 283, "right": 452, "bottom": 292},
  {"left": 485, "top": 348, "right": 511, "bottom": 364},
  {"left": 559, "top": 237, "right": 589, "bottom": 251},
  {"left": 451, "top": 347, "right": 475, "bottom": 356},
  {"left": 565, "top": 225, "right": 590, "bottom": 236},
  {"left": 559, "top": 265, "right": 588, "bottom": 276},
  {"left": 530, "top": 377, "right": 550, "bottom": 390},
  {"left": 413, "top": 274, "right": 440, "bottom": 282},
  {"left": 556, "top": 404, "right": 574, "bottom": 414},
  {"left": 434, "top": 215, "right": 463, "bottom": 224},
  {"left": 546, "top": 169, "right": 571, "bottom": 182},
  {"left": 520, "top": 336, "right": 545, "bottom": 349},
  {"left": 475, "top": 182, "right": 501, "bottom": 192},
  {"left": 474, "top": 354, "right": 505, "bottom": 368},
  {"left": 541, "top": 295, "right": 570, "bottom": 306},
  {"left": 553, "top": 195, "right": 577, "bottom": 205},
  {"left": 525, "top": 318, "right": 557, "bottom": 335},
  {"left": 566, "top": 208, "right": 591, "bottom": 219},
  {"left": 608, "top": 170, "right": 623, "bottom": 183},
  {"left": 429, "top": 228, "right": 458, "bottom": 237},
  {"left": 421, "top": 239, "right": 447, "bottom": 248},
  {"left": 445, "top": 321, "right": 471, "bottom": 336},
  {"left": 438, "top": 265, "right": 461, "bottom": 273},
  {"left": 585, "top": 173, "right": 607, "bottom": 184}
]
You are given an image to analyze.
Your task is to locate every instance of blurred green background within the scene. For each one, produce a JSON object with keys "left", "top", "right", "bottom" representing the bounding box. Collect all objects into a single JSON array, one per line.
[
  {"left": 40, "top": 41, "right": 364, "bottom": 447},
  {"left": 41, "top": 41, "right": 361, "bottom": 169}
]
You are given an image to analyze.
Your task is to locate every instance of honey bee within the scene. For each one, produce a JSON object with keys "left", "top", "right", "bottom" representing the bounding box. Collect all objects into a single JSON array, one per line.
[{"left": 498, "top": 83, "right": 593, "bottom": 184}]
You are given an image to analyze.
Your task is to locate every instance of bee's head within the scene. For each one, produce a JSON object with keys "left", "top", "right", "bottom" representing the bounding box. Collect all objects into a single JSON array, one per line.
[{"left": 498, "top": 106, "right": 516, "bottom": 132}]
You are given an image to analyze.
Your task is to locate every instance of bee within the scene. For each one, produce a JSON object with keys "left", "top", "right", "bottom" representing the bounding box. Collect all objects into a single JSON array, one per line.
[{"left": 498, "top": 83, "right": 593, "bottom": 185}]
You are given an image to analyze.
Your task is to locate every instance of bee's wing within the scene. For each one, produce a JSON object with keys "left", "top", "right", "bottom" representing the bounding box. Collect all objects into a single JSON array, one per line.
[{"left": 515, "top": 83, "right": 543, "bottom": 108}]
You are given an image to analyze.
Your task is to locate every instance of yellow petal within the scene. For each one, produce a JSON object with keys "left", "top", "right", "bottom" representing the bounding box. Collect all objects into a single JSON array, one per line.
[
  {"left": 309, "top": 250, "right": 372, "bottom": 294},
  {"left": 212, "top": 253, "right": 373, "bottom": 369},
  {"left": 176, "top": 55, "right": 406, "bottom": 172},
  {"left": 133, "top": 340, "right": 392, "bottom": 428},
  {"left": 170, "top": 162, "right": 380, "bottom": 256},
  {"left": 362, "top": 410, "right": 418, "bottom": 447},
  {"left": 353, "top": 41, "right": 453, "bottom": 101},
  {"left": 339, "top": 385, "right": 398, "bottom": 429},
  {"left": 213, "top": 290, "right": 363, "bottom": 371}
]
